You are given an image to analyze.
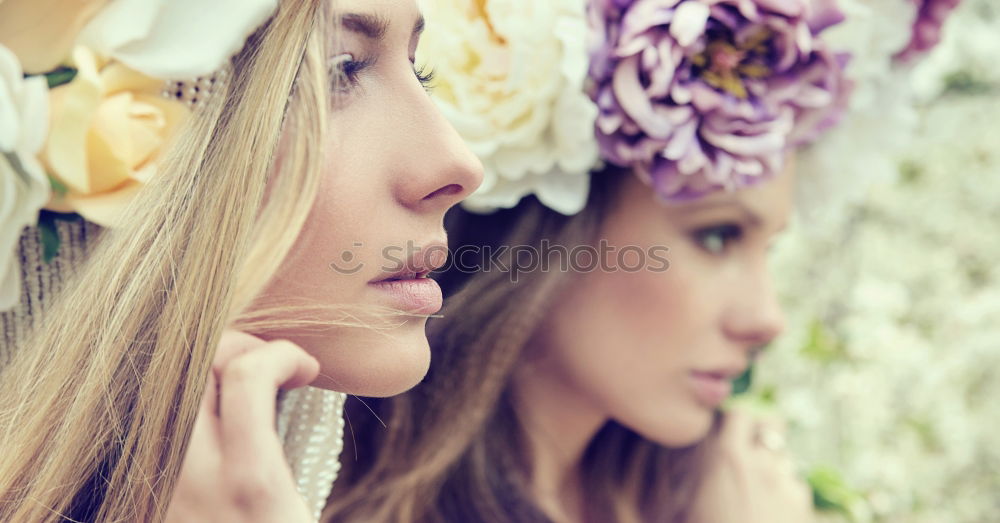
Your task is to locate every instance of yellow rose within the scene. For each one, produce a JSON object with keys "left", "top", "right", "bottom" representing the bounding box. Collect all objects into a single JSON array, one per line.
[
  {"left": 42, "top": 47, "right": 189, "bottom": 227},
  {"left": 0, "top": 0, "right": 109, "bottom": 74}
]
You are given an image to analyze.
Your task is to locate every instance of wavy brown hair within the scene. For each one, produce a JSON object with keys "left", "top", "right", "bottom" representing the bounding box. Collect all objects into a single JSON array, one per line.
[{"left": 325, "top": 170, "right": 713, "bottom": 523}]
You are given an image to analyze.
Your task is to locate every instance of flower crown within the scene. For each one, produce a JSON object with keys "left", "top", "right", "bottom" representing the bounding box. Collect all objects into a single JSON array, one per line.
[
  {"left": 417, "top": 0, "right": 961, "bottom": 214},
  {"left": 1, "top": 0, "right": 278, "bottom": 310}
]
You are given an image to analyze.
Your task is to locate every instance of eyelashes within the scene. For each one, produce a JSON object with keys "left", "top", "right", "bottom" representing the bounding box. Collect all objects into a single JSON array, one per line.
[
  {"left": 413, "top": 64, "right": 435, "bottom": 89},
  {"left": 329, "top": 54, "right": 372, "bottom": 92},
  {"left": 329, "top": 53, "right": 435, "bottom": 93}
]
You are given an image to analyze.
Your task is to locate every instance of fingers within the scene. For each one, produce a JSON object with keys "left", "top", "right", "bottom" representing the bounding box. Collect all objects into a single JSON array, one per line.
[
  {"left": 750, "top": 416, "right": 788, "bottom": 455},
  {"left": 189, "top": 369, "right": 221, "bottom": 461},
  {"left": 720, "top": 408, "right": 787, "bottom": 454},
  {"left": 719, "top": 409, "right": 803, "bottom": 484},
  {"left": 718, "top": 409, "right": 757, "bottom": 453},
  {"left": 218, "top": 339, "right": 320, "bottom": 463},
  {"left": 169, "top": 332, "right": 318, "bottom": 522},
  {"left": 214, "top": 329, "right": 270, "bottom": 371},
  {"left": 169, "top": 371, "right": 221, "bottom": 519},
  {"left": 201, "top": 360, "right": 221, "bottom": 417},
  {"left": 698, "top": 410, "right": 817, "bottom": 523}
]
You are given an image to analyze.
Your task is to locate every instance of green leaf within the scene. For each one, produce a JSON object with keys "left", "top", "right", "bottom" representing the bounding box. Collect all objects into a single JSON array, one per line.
[
  {"left": 807, "top": 465, "right": 866, "bottom": 520},
  {"left": 800, "top": 319, "right": 847, "bottom": 363},
  {"left": 723, "top": 392, "right": 778, "bottom": 416},
  {"left": 757, "top": 385, "right": 776, "bottom": 404},
  {"left": 48, "top": 174, "right": 69, "bottom": 198},
  {"left": 731, "top": 364, "right": 753, "bottom": 396},
  {"left": 37, "top": 212, "right": 61, "bottom": 263},
  {"left": 898, "top": 160, "right": 924, "bottom": 185},
  {"left": 45, "top": 67, "right": 77, "bottom": 89},
  {"left": 904, "top": 416, "right": 943, "bottom": 452},
  {"left": 941, "top": 70, "right": 993, "bottom": 96}
]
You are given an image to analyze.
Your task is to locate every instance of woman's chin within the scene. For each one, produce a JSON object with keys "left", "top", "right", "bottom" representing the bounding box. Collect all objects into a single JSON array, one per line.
[
  {"left": 308, "top": 326, "right": 432, "bottom": 397},
  {"left": 632, "top": 406, "right": 717, "bottom": 448}
]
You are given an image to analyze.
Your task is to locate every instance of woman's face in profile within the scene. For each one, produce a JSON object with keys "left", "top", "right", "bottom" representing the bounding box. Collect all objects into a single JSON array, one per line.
[
  {"left": 525, "top": 166, "right": 793, "bottom": 446},
  {"left": 259, "top": 0, "right": 483, "bottom": 397}
]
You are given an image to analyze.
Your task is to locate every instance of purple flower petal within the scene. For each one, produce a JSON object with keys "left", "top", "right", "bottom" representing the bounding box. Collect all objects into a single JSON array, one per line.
[
  {"left": 894, "top": 0, "right": 962, "bottom": 63},
  {"left": 670, "top": 1, "right": 711, "bottom": 47},
  {"left": 587, "top": 0, "right": 850, "bottom": 200}
]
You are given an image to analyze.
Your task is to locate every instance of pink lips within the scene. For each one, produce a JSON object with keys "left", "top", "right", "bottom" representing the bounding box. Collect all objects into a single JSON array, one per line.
[
  {"left": 368, "top": 240, "right": 448, "bottom": 315},
  {"left": 368, "top": 277, "right": 443, "bottom": 315},
  {"left": 689, "top": 370, "right": 735, "bottom": 407}
]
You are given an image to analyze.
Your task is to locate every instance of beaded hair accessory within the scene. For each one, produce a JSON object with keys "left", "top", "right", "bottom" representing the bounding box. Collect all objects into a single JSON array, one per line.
[{"left": 161, "top": 70, "right": 230, "bottom": 109}]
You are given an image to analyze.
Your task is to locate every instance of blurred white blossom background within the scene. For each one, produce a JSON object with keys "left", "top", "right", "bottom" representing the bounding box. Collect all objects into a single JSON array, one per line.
[{"left": 759, "top": 0, "right": 1000, "bottom": 521}]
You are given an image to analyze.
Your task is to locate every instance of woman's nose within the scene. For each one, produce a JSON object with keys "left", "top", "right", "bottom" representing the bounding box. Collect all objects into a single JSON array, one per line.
[
  {"left": 391, "top": 86, "right": 484, "bottom": 213},
  {"left": 722, "top": 267, "right": 787, "bottom": 350}
]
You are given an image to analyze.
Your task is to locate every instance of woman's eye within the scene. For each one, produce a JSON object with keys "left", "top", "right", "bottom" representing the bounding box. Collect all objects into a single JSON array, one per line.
[
  {"left": 330, "top": 55, "right": 434, "bottom": 93},
  {"left": 330, "top": 53, "right": 372, "bottom": 91},
  {"left": 691, "top": 224, "right": 744, "bottom": 255}
]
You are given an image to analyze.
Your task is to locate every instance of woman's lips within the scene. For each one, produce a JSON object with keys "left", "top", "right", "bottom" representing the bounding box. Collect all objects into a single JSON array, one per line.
[
  {"left": 689, "top": 371, "right": 733, "bottom": 407},
  {"left": 368, "top": 277, "right": 443, "bottom": 315},
  {"left": 365, "top": 239, "right": 448, "bottom": 314}
]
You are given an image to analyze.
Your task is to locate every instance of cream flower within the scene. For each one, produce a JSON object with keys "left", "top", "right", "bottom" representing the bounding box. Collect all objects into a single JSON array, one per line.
[
  {"left": 0, "top": 44, "right": 50, "bottom": 311},
  {"left": 77, "top": 0, "right": 278, "bottom": 79},
  {"left": 0, "top": 0, "right": 110, "bottom": 74},
  {"left": 42, "top": 47, "right": 189, "bottom": 227},
  {"left": 417, "top": 0, "right": 600, "bottom": 215}
]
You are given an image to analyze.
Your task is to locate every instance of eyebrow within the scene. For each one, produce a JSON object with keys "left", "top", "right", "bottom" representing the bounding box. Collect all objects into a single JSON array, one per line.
[
  {"left": 340, "top": 12, "right": 426, "bottom": 41},
  {"left": 683, "top": 200, "right": 763, "bottom": 228},
  {"left": 341, "top": 13, "right": 389, "bottom": 40}
]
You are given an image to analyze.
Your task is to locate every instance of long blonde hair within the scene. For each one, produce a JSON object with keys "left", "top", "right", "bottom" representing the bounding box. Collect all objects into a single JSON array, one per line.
[
  {"left": 325, "top": 170, "right": 711, "bottom": 523},
  {"left": 0, "top": 1, "right": 332, "bottom": 520}
]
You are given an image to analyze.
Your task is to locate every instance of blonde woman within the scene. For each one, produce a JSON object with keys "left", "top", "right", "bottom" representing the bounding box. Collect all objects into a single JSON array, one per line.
[
  {"left": 0, "top": 0, "right": 481, "bottom": 521},
  {"left": 324, "top": 0, "right": 954, "bottom": 521}
]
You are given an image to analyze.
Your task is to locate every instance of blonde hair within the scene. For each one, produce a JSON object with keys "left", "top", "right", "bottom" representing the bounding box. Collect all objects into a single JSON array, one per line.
[
  {"left": 0, "top": 1, "right": 333, "bottom": 520},
  {"left": 325, "top": 171, "right": 711, "bottom": 523}
]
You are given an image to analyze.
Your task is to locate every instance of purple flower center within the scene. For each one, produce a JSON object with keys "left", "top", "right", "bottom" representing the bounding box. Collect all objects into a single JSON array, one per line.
[{"left": 690, "top": 27, "right": 773, "bottom": 99}]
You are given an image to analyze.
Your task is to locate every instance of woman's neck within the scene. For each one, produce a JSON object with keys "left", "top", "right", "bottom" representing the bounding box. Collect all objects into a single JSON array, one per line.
[{"left": 511, "top": 361, "right": 608, "bottom": 523}]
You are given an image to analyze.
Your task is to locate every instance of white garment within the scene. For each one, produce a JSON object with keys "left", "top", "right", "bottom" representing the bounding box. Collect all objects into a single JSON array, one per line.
[{"left": 276, "top": 386, "right": 347, "bottom": 522}]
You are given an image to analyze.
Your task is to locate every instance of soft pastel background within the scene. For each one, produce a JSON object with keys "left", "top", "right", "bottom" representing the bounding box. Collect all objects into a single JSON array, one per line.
[{"left": 757, "top": 0, "right": 1000, "bottom": 520}]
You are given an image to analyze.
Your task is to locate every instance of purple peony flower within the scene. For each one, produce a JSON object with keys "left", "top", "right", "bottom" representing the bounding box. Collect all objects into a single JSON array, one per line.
[
  {"left": 895, "top": 0, "right": 963, "bottom": 63},
  {"left": 587, "top": 0, "right": 850, "bottom": 200}
]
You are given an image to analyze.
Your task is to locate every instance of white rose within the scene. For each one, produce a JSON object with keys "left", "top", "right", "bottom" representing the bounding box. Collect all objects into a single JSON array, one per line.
[
  {"left": 418, "top": 0, "right": 599, "bottom": 215},
  {"left": 0, "top": 44, "right": 51, "bottom": 311},
  {"left": 77, "top": 0, "right": 278, "bottom": 79}
]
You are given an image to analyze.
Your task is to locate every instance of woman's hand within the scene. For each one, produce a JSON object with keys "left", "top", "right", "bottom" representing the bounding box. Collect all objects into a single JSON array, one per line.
[
  {"left": 687, "top": 409, "right": 815, "bottom": 523},
  {"left": 165, "top": 330, "right": 319, "bottom": 523}
]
